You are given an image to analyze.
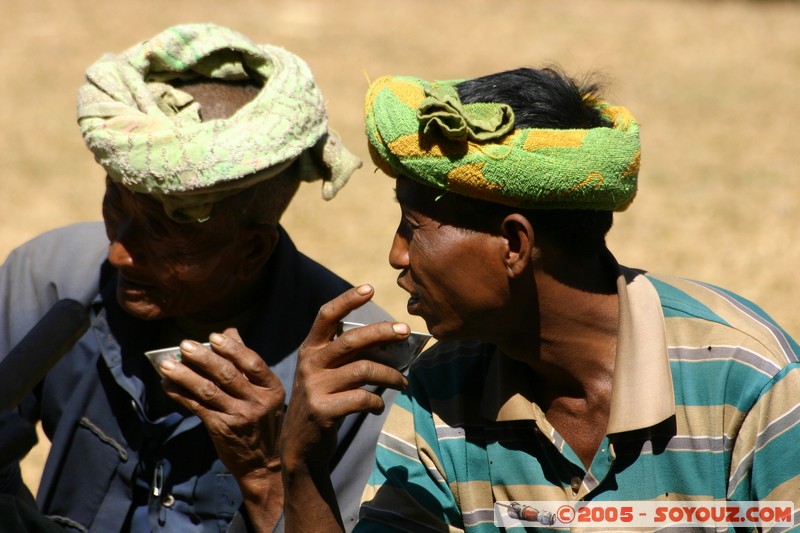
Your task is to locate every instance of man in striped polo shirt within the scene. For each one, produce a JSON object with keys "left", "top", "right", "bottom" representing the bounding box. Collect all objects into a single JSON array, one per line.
[{"left": 279, "top": 67, "right": 800, "bottom": 532}]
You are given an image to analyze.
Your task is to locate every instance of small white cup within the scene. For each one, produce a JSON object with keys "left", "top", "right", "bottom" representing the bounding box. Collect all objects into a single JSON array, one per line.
[{"left": 144, "top": 342, "right": 210, "bottom": 377}]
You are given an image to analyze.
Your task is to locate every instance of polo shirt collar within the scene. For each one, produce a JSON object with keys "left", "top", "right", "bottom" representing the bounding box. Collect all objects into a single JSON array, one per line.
[{"left": 480, "top": 263, "right": 675, "bottom": 436}]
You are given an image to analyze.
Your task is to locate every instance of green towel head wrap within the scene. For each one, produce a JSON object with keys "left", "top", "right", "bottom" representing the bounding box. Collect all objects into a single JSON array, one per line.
[
  {"left": 364, "top": 75, "right": 640, "bottom": 211},
  {"left": 78, "top": 23, "right": 361, "bottom": 222}
]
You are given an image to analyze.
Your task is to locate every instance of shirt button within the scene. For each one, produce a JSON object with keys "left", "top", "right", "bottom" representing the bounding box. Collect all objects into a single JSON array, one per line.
[
  {"left": 162, "top": 494, "right": 175, "bottom": 508},
  {"left": 570, "top": 476, "right": 582, "bottom": 493}
]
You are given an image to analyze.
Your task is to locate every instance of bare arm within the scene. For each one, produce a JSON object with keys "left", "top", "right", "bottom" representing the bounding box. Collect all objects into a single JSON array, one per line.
[
  {"left": 159, "top": 328, "right": 286, "bottom": 531},
  {"left": 280, "top": 285, "right": 409, "bottom": 533}
]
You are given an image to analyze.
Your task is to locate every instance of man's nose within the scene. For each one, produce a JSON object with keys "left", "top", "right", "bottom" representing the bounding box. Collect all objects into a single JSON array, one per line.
[
  {"left": 107, "top": 240, "right": 135, "bottom": 268},
  {"left": 388, "top": 231, "right": 409, "bottom": 271},
  {"left": 107, "top": 222, "right": 146, "bottom": 268}
]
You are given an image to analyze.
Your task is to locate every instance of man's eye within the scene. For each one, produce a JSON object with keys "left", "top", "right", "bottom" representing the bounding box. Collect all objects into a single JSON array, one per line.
[
  {"left": 101, "top": 199, "right": 123, "bottom": 224},
  {"left": 397, "top": 217, "right": 416, "bottom": 240}
]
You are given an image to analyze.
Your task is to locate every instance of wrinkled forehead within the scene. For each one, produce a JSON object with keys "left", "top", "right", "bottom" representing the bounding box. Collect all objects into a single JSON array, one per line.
[
  {"left": 395, "top": 176, "right": 444, "bottom": 213},
  {"left": 103, "top": 177, "right": 199, "bottom": 228},
  {"left": 104, "top": 177, "right": 159, "bottom": 209},
  {"left": 396, "top": 176, "right": 482, "bottom": 230},
  {"left": 395, "top": 175, "right": 516, "bottom": 234}
]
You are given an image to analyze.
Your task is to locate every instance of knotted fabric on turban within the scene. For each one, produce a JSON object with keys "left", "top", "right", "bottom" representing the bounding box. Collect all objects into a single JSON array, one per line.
[
  {"left": 78, "top": 23, "right": 361, "bottom": 222},
  {"left": 364, "top": 75, "right": 640, "bottom": 211}
]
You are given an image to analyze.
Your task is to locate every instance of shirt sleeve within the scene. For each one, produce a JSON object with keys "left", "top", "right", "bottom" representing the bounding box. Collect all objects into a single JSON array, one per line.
[
  {"left": 728, "top": 362, "right": 800, "bottom": 528},
  {"left": 327, "top": 385, "right": 397, "bottom": 532},
  {"left": 356, "top": 375, "right": 465, "bottom": 533},
  {"left": 0, "top": 222, "right": 108, "bottom": 358},
  {"left": 0, "top": 224, "right": 108, "bottom": 493}
]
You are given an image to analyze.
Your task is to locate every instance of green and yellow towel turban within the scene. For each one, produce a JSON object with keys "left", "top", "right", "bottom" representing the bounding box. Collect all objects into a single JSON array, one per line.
[
  {"left": 364, "top": 75, "right": 640, "bottom": 211},
  {"left": 77, "top": 23, "right": 361, "bottom": 222}
]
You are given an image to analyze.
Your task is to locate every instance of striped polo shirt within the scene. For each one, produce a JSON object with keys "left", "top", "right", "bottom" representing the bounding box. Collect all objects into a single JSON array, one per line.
[{"left": 356, "top": 266, "right": 800, "bottom": 532}]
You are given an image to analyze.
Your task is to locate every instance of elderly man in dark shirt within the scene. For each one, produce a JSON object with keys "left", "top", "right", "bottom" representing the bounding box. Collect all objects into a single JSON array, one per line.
[{"left": 0, "top": 23, "right": 397, "bottom": 533}]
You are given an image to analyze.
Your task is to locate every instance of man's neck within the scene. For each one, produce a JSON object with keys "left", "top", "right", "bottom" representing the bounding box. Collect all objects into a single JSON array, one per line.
[
  {"left": 498, "top": 258, "right": 620, "bottom": 469},
  {"left": 501, "top": 249, "right": 619, "bottom": 390}
]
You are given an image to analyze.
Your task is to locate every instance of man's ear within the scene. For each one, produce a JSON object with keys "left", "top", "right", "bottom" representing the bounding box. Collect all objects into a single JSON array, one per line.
[
  {"left": 236, "top": 225, "right": 280, "bottom": 281},
  {"left": 501, "top": 213, "right": 534, "bottom": 278}
]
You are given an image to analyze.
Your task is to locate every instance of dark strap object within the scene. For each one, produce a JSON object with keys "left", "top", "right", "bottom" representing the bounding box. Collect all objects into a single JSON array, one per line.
[{"left": 0, "top": 299, "right": 90, "bottom": 411}]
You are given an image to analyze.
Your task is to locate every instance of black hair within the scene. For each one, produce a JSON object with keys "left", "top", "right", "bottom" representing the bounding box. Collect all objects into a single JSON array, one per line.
[
  {"left": 450, "top": 67, "right": 615, "bottom": 257},
  {"left": 456, "top": 67, "right": 611, "bottom": 130}
]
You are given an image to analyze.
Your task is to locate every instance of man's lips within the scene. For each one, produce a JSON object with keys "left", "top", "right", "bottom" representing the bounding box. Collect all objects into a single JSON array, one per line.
[
  {"left": 402, "top": 286, "right": 422, "bottom": 313},
  {"left": 117, "top": 274, "right": 157, "bottom": 293},
  {"left": 396, "top": 272, "right": 413, "bottom": 295},
  {"left": 397, "top": 274, "right": 423, "bottom": 313}
]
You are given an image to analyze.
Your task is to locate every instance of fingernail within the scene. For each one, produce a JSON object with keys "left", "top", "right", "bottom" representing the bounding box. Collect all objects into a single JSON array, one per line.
[
  {"left": 356, "top": 284, "right": 373, "bottom": 295},
  {"left": 209, "top": 333, "right": 225, "bottom": 346},
  {"left": 161, "top": 359, "right": 176, "bottom": 372},
  {"left": 392, "top": 323, "right": 410, "bottom": 335},
  {"left": 180, "top": 340, "right": 195, "bottom": 354}
]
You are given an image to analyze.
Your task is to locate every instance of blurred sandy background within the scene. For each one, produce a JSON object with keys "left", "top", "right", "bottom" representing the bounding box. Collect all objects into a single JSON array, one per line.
[{"left": 2, "top": 0, "right": 799, "bottom": 495}]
